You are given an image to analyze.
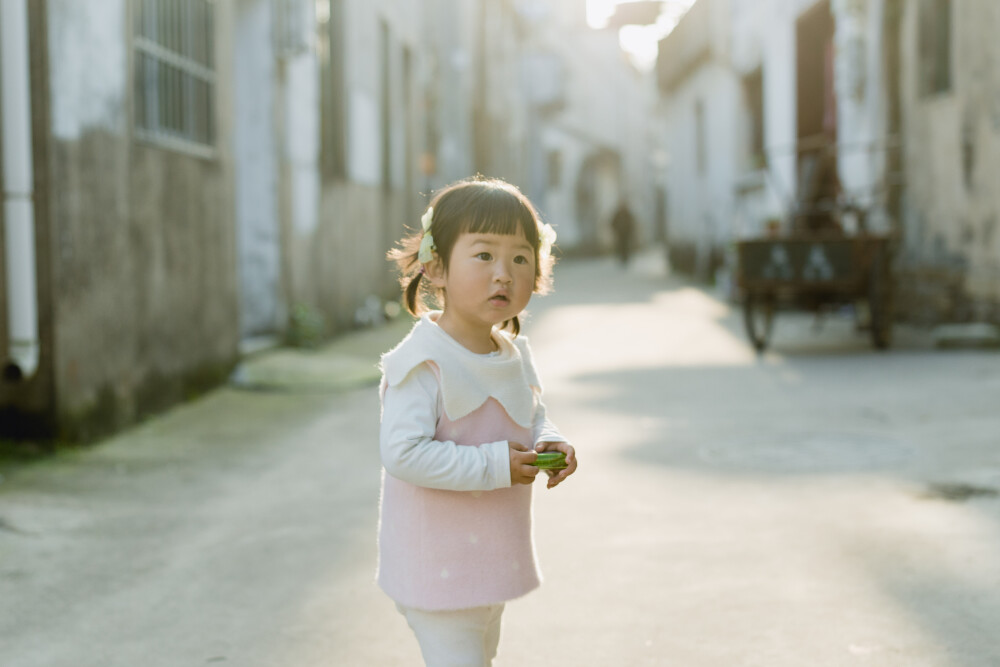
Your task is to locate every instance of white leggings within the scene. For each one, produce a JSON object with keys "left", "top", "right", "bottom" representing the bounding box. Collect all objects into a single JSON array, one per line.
[{"left": 396, "top": 603, "right": 505, "bottom": 667}]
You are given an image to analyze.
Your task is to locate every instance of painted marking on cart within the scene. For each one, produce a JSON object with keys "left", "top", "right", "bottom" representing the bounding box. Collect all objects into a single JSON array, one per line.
[
  {"left": 761, "top": 245, "right": 794, "bottom": 280},
  {"left": 802, "top": 244, "right": 835, "bottom": 281}
]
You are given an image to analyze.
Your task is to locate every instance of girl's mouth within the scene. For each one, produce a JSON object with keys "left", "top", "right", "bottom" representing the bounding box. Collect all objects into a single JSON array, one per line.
[{"left": 489, "top": 294, "right": 509, "bottom": 306}]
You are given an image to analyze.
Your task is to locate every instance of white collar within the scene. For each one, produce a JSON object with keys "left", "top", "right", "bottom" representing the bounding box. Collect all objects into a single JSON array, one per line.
[{"left": 380, "top": 312, "right": 540, "bottom": 426}]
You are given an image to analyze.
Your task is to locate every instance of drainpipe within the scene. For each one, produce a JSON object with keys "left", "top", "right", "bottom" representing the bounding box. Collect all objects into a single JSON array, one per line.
[{"left": 1, "top": 0, "right": 40, "bottom": 381}]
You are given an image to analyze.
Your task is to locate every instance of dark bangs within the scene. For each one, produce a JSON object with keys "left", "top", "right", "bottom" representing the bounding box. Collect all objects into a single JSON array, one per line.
[
  {"left": 459, "top": 186, "right": 540, "bottom": 248},
  {"left": 430, "top": 181, "right": 541, "bottom": 262}
]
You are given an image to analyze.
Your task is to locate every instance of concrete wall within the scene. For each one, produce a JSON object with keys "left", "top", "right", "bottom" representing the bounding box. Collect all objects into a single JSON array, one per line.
[
  {"left": 662, "top": 62, "right": 740, "bottom": 277},
  {"left": 895, "top": 0, "right": 1000, "bottom": 323},
  {"left": 233, "top": 0, "right": 284, "bottom": 342},
  {"left": 1, "top": 0, "right": 240, "bottom": 440},
  {"left": 285, "top": 0, "right": 429, "bottom": 334},
  {"left": 53, "top": 0, "right": 240, "bottom": 439},
  {"left": 660, "top": 0, "right": 740, "bottom": 277}
]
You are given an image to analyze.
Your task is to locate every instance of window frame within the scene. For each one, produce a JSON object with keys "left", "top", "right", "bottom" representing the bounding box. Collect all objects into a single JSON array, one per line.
[{"left": 132, "top": 0, "right": 217, "bottom": 158}]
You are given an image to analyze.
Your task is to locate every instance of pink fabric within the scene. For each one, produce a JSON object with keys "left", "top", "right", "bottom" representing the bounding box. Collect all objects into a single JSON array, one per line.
[{"left": 378, "top": 397, "right": 541, "bottom": 611}]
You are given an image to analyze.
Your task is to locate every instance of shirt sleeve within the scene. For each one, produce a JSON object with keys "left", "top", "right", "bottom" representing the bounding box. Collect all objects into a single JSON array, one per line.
[
  {"left": 379, "top": 363, "right": 512, "bottom": 491},
  {"left": 532, "top": 392, "right": 568, "bottom": 446},
  {"left": 516, "top": 337, "right": 568, "bottom": 446}
]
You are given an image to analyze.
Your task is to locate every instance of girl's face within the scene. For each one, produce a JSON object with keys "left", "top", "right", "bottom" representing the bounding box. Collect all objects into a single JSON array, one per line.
[{"left": 429, "top": 228, "right": 536, "bottom": 341}]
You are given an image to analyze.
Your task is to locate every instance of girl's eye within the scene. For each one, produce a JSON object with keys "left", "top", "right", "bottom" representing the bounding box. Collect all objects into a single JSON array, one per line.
[
  {"left": 476, "top": 252, "right": 493, "bottom": 261},
  {"left": 514, "top": 255, "right": 530, "bottom": 265}
]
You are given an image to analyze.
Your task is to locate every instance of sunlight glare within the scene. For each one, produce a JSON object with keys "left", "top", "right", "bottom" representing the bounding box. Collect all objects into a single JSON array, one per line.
[
  {"left": 586, "top": 0, "right": 618, "bottom": 29},
  {"left": 587, "top": 0, "right": 698, "bottom": 71}
]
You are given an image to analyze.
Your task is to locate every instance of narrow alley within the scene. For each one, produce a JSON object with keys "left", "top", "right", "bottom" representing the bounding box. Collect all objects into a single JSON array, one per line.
[{"left": 2, "top": 251, "right": 1000, "bottom": 666}]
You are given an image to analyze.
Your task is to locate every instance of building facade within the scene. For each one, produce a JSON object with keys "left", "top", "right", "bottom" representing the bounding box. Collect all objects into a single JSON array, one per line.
[
  {"left": 657, "top": 0, "right": 999, "bottom": 323},
  {"left": 657, "top": 0, "right": 740, "bottom": 278},
  {"left": 894, "top": 0, "right": 1000, "bottom": 322},
  {"left": 2, "top": 0, "right": 242, "bottom": 439},
  {"left": 1, "top": 0, "right": 656, "bottom": 441}
]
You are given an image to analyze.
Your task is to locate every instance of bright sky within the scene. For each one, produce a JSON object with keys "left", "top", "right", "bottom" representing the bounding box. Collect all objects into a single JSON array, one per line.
[{"left": 586, "top": 0, "right": 697, "bottom": 71}]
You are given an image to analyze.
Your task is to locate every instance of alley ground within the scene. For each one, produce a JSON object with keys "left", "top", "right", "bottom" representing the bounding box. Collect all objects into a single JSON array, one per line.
[{"left": 2, "top": 249, "right": 1000, "bottom": 666}]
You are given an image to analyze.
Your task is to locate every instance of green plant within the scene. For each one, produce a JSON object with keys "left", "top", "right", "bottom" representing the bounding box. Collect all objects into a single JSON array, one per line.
[{"left": 287, "top": 303, "right": 327, "bottom": 349}]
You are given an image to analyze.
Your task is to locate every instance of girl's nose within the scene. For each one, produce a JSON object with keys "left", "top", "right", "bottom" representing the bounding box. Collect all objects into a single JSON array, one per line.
[{"left": 494, "top": 263, "right": 513, "bottom": 284}]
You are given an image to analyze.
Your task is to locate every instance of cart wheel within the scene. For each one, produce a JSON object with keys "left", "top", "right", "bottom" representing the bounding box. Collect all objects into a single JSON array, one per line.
[
  {"left": 743, "top": 292, "right": 775, "bottom": 352},
  {"left": 868, "top": 250, "right": 893, "bottom": 349}
]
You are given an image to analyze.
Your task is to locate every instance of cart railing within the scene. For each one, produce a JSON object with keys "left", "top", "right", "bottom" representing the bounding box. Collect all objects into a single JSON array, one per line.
[
  {"left": 733, "top": 135, "right": 901, "bottom": 352},
  {"left": 737, "top": 134, "right": 903, "bottom": 239}
]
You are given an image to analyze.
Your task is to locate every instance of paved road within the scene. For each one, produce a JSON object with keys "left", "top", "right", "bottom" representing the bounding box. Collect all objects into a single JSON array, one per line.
[{"left": 2, "top": 251, "right": 999, "bottom": 666}]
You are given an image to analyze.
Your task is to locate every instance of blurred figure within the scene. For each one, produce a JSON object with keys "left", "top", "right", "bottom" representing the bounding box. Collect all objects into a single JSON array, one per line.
[{"left": 610, "top": 199, "right": 635, "bottom": 266}]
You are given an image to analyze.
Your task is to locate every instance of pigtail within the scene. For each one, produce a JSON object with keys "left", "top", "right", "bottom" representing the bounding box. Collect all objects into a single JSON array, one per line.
[
  {"left": 403, "top": 272, "right": 423, "bottom": 316},
  {"left": 388, "top": 230, "right": 438, "bottom": 316}
]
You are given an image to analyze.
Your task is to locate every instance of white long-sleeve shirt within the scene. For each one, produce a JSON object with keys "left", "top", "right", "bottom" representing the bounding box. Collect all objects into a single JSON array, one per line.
[
  {"left": 378, "top": 312, "right": 567, "bottom": 492},
  {"left": 380, "top": 362, "right": 566, "bottom": 491}
]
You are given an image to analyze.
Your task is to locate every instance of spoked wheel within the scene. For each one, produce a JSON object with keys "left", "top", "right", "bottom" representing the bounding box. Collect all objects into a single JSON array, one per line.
[
  {"left": 868, "top": 248, "right": 893, "bottom": 349},
  {"left": 742, "top": 292, "right": 776, "bottom": 353}
]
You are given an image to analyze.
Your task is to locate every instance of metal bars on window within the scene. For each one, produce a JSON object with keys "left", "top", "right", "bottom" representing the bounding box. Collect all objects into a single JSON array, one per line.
[{"left": 134, "top": 0, "right": 216, "bottom": 154}]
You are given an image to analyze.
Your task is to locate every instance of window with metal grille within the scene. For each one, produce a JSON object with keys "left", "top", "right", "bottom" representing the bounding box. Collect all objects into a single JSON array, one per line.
[{"left": 133, "top": 0, "right": 215, "bottom": 154}]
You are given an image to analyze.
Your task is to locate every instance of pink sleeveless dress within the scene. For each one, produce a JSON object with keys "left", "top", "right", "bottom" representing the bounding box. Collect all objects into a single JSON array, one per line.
[{"left": 378, "top": 395, "right": 540, "bottom": 610}]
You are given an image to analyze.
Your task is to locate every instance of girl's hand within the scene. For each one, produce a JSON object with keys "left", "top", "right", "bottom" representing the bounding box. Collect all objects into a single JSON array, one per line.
[
  {"left": 509, "top": 441, "right": 540, "bottom": 486},
  {"left": 535, "top": 441, "right": 576, "bottom": 489}
]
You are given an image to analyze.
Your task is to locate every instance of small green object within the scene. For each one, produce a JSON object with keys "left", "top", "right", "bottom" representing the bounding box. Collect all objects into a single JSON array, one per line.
[{"left": 532, "top": 451, "right": 567, "bottom": 470}]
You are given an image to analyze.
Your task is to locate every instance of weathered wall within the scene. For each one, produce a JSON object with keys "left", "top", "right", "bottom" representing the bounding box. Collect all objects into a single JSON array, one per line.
[
  {"left": 659, "top": 0, "right": 741, "bottom": 278},
  {"left": 896, "top": 1, "right": 1000, "bottom": 323},
  {"left": 307, "top": 183, "right": 397, "bottom": 331},
  {"left": 2, "top": 0, "right": 241, "bottom": 440},
  {"left": 233, "top": 0, "right": 284, "bottom": 342},
  {"left": 285, "top": 0, "right": 426, "bottom": 333}
]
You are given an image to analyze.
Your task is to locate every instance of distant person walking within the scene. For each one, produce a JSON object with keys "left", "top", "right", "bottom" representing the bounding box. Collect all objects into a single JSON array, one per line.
[
  {"left": 611, "top": 200, "right": 635, "bottom": 266},
  {"left": 379, "top": 176, "right": 578, "bottom": 666}
]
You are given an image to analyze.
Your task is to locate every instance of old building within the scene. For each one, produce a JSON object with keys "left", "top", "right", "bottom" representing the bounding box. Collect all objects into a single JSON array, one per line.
[
  {"left": 657, "top": 0, "right": 739, "bottom": 279},
  {"left": 0, "top": 0, "right": 514, "bottom": 440},
  {"left": 657, "top": 0, "right": 999, "bottom": 324},
  {"left": 894, "top": 0, "right": 1000, "bottom": 323},
  {"left": 2, "top": 0, "right": 242, "bottom": 440},
  {"left": 1, "top": 0, "right": 656, "bottom": 442}
]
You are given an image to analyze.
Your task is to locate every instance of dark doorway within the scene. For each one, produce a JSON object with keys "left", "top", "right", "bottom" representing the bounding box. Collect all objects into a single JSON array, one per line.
[{"left": 794, "top": 1, "right": 839, "bottom": 231}]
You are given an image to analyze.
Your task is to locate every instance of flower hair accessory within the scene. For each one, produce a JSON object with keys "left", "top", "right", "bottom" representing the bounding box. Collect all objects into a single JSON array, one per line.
[
  {"left": 417, "top": 207, "right": 436, "bottom": 264},
  {"left": 539, "top": 223, "right": 557, "bottom": 259}
]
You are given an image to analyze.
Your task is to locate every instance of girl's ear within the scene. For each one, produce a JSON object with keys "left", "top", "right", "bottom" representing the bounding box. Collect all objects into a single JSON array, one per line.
[{"left": 423, "top": 257, "right": 446, "bottom": 288}]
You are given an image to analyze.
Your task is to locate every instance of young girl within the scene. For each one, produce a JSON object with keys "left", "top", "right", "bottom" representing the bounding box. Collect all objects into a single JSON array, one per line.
[{"left": 378, "top": 177, "right": 577, "bottom": 666}]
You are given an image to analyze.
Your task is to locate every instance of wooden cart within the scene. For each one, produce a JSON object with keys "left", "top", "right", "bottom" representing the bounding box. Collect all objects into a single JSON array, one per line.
[
  {"left": 737, "top": 233, "right": 893, "bottom": 352},
  {"left": 735, "top": 137, "right": 900, "bottom": 352}
]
